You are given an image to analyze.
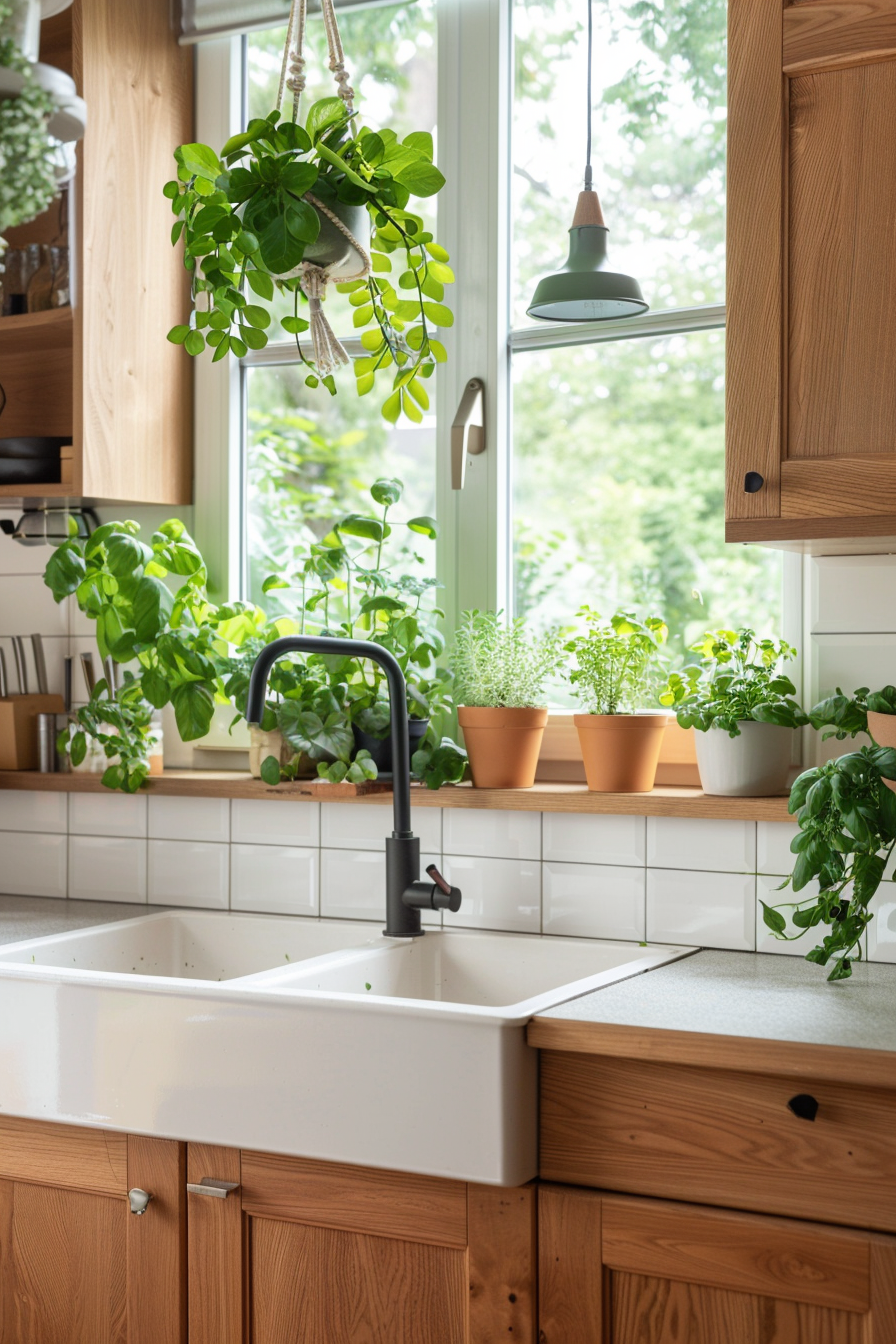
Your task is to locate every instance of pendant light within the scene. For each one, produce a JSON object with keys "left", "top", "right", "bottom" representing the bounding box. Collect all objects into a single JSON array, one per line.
[{"left": 526, "top": 0, "right": 648, "bottom": 323}]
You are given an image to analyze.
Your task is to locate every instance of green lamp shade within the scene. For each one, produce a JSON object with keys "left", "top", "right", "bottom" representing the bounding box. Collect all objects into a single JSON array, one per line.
[{"left": 527, "top": 224, "right": 648, "bottom": 323}]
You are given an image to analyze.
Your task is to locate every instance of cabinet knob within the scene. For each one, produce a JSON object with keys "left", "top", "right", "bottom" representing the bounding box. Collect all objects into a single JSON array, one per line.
[
  {"left": 187, "top": 1177, "right": 240, "bottom": 1199},
  {"left": 787, "top": 1093, "right": 819, "bottom": 1122},
  {"left": 128, "top": 1188, "right": 153, "bottom": 1216},
  {"left": 744, "top": 471, "right": 765, "bottom": 494}
]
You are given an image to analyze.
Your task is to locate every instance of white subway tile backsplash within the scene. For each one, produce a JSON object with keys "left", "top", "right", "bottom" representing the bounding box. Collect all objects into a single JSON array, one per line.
[
  {"left": 868, "top": 890, "right": 896, "bottom": 963},
  {"left": 68, "top": 836, "right": 147, "bottom": 903},
  {"left": 757, "top": 821, "right": 799, "bottom": 876},
  {"left": 443, "top": 809, "right": 540, "bottom": 860},
  {"left": 647, "top": 869, "right": 756, "bottom": 951},
  {"left": 0, "top": 790, "right": 67, "bottom": 834},
  {"left": 543, "top": 862, "right": 645, "bottom": 942},
  {"left": 148, "top": 796, "right": 230, "bottom": 843},
  {"left": 812, "top": 635, "right": 896, "bottom": 766},
  {"left": 0, "top": 576, "right": 69, "bottom": 639},
  {"left": 70, "top": 792, "right": 147, "bottom": 839},
  {"left": 231, "top": 799, "right": 320, "bottom": 848},
  {"left": 812, "top": 555, "right": 896, "bottom": 634},
  {"left": 320, "top": 849, "right": 441, "bottom": 925},
  {"left": 231, "top": 843, "right": 318, "bottom": 917},
  {"left": 442, "top": 854, "right": 541, "bottom": 934},
  {"left": 647, "top": 817, "right": 756, "bottom": 873},
  {"left": 0, "top": 831, "right": 67, "bottom": 898},
  {"left": 543, "top": 812, "right": 646, "bottom": 867},
  {"left": 321, "top": 801, "right": 441, "bottom": 853},
  {"left": 148, "top": 840, "right": 229, "bottom": 909}
]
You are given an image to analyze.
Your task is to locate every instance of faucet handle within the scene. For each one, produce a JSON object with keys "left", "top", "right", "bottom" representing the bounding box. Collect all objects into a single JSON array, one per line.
[{"left": 425, "top": 864, "right": 462, "bottom": 913}]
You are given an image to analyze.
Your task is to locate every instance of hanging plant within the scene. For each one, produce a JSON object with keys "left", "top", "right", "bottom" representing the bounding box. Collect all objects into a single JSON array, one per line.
[
  {"left": 0, "top": 2, "right": 58, "bottom": 242},
  {"left": 165, "top": 0, "right": 452, "bottom": 425}
]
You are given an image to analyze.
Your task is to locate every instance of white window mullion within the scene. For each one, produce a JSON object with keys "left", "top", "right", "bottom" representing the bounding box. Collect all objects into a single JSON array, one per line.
[
  {"left": 435, "top": 0, "right": 511, "bottom": 632},
  {"left": 191, "top": 36, "right": 244, "bottom": 602}
]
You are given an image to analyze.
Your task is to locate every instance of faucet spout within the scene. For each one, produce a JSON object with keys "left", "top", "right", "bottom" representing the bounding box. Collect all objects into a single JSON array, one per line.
[
  {"left": 246, "top": 635, "right": 411, "bottom": 838},
  {"left": 246, "top": 634, "right": 458, "bottom": 937}
]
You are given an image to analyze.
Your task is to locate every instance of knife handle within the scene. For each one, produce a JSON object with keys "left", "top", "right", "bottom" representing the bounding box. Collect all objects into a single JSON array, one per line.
[
  {"left": 12, "top": 637, "right": 28, "bottom": 695},
  {"left": 31, "top": 634, "right": 49, "bottom": 696},
  {"left": 80, "top": 651, "right": 96, "bottom": 698},
  {"left": 0, "top": 648, "right": 7, "bottom": 700}
]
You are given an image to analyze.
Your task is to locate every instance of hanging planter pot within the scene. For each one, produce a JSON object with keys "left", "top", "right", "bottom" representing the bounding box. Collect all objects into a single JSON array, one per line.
[
  {"left": 0, "top": 0, "right": 41, "bottom": 64},
  {"left": 694, "top": 721, "right": 793, "bottom": 797},
  {"left": 274, "top": 198, "right": 370, "bottom": 281},
  {"left": 574, "top": 713, "right": 668, "bottom": 793}
]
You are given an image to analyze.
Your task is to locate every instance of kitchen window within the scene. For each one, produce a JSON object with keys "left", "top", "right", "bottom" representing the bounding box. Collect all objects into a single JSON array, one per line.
[{"left": 194, "top": 0, "right": 795, "bottom": 666}]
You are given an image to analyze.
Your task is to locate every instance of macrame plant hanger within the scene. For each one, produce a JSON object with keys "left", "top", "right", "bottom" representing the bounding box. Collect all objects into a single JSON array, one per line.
[{"left": 275, "top": 0, "right": 371, "bottom": 376}]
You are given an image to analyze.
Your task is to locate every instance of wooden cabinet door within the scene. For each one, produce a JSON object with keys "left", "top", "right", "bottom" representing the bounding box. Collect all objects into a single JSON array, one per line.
[
  {"left": 727, "top": 0, "right": 896, "bottom": 544},
  {"left": 187, "top": 1145, "right": 536, "bottom": 1344},
  {"left": 0, "top": 1116, "right": 186, "bottom": 1344},
  {"left": 539, "top": 1186, "right": 896, "bottom": 1343}
]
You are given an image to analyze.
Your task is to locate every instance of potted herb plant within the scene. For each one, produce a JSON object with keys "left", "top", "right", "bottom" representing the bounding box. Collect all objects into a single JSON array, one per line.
[
  {"left": 762, "top": 744, "right": 896, "bottom": 980},
  {"left": 166, "top": 93, "right": 452, "bottom": 424},
  {"left": 661, "top": 629, "right": 807, "bottom": 797},
  {"left": 566, "top": 608, "right": 669, "bottom": 793},
  {"left": 449, "top": 611, "right": 564, "bottom": 789},
  {"left": 0, "top": 1, "right": 57, "bottom": 253},
  {"left": 809, "top": 684, "right": 896, "bottom": 769}
]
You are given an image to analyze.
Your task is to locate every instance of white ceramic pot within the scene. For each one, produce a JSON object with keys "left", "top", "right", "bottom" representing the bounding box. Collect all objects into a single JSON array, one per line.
[{"left": 695, "top": 720, "right": 793, "bottom": 797}]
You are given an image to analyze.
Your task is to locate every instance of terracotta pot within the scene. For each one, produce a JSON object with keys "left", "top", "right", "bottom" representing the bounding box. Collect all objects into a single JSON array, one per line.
[
  {"left": 695, "top": 721, "right": 793, "bottom": 797},
  {"left": 457, "top": 706, "right": 548, "bottom": 789},
  {"left": 574, "top": 713, "right": 668, "bottom": 793},
  {"left": 867, "top": 710, "right": 896, "bottom": 792}
]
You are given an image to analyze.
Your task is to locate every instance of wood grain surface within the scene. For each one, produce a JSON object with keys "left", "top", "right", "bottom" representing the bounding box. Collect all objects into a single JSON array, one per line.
[
  {"left": 240, "top": 1150, "right": 468, "bottom": 1248},
  {"left": 187, "top": 1144, "right": 243, "bottom": 1344},
  {"left": 538, "top": 1185, "right": 604, "bottom": 1344},
  {"left": 784, "top": 0, "right": 896, "bottom": 74},
  {"left": 538, "top": 1053, "right": 896, "bottom": 1231},
  {"left": 127, "top": 1136, "right": 186, "bottom": 1344},
  {"left": 726, "top": 0, "right": 784, "bottom": 523},
  {"left": 468, "top": 1184, "right": 536, "bottom": 1343},
  {"left": 781, "top": 454, "right": 896, "bottom": 516},
  {"left": 250, "top": 1218, "right": 468, "bottom": 1344},
  {"left": 0, "top": 1115, "right": 126, "bottom": 1197},
  {"left": 527, "top": 1019, "right": 896, "bottom": 1090}
]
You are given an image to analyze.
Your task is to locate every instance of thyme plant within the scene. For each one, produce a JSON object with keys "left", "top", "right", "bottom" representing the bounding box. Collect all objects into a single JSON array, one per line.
[
  {"left": 450, "top": 611, "right": 565, "bottom": 709},
  {"left": 566, "top": 609, "right": 667, "bottom": 715}
]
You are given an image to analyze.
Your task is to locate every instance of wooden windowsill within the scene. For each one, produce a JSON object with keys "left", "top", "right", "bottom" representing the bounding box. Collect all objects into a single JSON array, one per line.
[{"left": 0, "top": 770, "right": 795, "bottom": 821}]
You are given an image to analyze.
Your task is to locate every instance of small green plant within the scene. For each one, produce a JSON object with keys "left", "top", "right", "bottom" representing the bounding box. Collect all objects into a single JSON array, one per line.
[
  {"left": 0, "top": 3, "right": 58, "bottom": 237},
  {"left": 762, "top": 746, "right": 896, "bottom": 981},
  {"left": 566, "top": 609, "right": 668, "bottom": 715},
  {"left": 450, "top": 611, "right": 565, "bottom": 709},
  {"left": 661, "top": 629, "right": 807, "bottom": 736},
  {"left": 166, "top": 96, "right": 452, "bottom": 424},
  {"left": 808, "top": 685, "right": 896, "bottom": 741}
]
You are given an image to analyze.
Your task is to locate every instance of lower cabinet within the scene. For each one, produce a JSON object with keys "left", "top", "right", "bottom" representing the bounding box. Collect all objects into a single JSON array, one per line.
[
  {"left": 187, "top": 1143, "right": 536, "bottom": 1344},
  {"left": 539, "top": 1185, "right": 896, "bottom": 1344},
  {"left": 0, "top": 1116, "right": 186, "bottom": 1344}
]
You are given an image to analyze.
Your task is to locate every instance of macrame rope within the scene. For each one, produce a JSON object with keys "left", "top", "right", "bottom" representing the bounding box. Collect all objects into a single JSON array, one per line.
[{"left": 297, "top": 192, "right": 371, "bottom": 376}]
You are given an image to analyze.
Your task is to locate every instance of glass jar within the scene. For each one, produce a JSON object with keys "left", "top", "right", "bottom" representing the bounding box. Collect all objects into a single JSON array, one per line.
[{"left": 27, "top": 245, "right": 55, "bottom": 313}]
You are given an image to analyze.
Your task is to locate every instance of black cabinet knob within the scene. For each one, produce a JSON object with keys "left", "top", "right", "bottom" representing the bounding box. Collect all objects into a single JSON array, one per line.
[
  {"left": 787, "top": 1093, "right": 819, "bottom": 1122},
  {"left": 744, "top": 471, "right": 765, "bottom": 494}
]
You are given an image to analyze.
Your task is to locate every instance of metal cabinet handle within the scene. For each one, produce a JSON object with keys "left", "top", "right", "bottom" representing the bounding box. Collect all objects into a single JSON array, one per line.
[
  {"left": 787, "top": 1093, "right": 819, "bottom": 1122},
  {"left": 187, "top": 1177, "right": 240, "bottom": 1199},
  {"left": 128, "top": 1188, "right": 153, "bottom": 1215},
  {"left": 451, "top": 378, "right": 486, "bottom": 489}
]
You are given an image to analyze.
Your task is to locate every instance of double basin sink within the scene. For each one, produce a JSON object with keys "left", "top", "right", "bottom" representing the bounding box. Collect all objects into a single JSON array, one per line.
[{"left": 0, "top": 910, "right": 691, "bottom": 1183}]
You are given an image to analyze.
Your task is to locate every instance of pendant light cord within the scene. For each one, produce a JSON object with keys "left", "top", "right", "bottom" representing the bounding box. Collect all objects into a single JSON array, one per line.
[{"left": 584, "top": 0, "right": 593, "bottom": 190}]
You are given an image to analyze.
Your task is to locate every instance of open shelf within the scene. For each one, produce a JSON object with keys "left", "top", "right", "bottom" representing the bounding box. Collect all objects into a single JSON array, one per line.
[{"left": 0, "top": 770, "right": 796, "bottom": 820}]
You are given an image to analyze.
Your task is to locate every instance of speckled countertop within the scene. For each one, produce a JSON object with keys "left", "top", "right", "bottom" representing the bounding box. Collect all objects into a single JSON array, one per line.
[
  {"left": 538, "top": 948, "right": 896, "bottom": 1056},
  {"left": 0, "top": 894, "right": 170, "bottom": 944}
]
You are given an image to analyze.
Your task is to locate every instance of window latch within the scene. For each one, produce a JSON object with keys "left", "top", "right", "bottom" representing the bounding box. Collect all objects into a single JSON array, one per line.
[{"left": 451, "top": 378, "right": 486, "bottom": 489}]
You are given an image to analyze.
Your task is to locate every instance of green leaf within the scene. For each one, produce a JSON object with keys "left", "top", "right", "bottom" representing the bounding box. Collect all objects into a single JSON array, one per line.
[
  {"left": 70, "top": 731, "right": 87, "bottom": 768},
  {"left": 423, "top": 301, "right": 453, "bottom": 327},
  {"left": 258, "top": 214, "right": 304, "bottom": 274},
  {"left": 44, "top": 542, "right": 86, "bottom": 601},
  {"left": 426, "top": 242, "right": 450, "bottom": 263},
  {"left": 382, "top": 389, "right": 402, "bottom": 423},
  {"left": 243, "top": 305, "right": 271, "bottom": 330},
  {"left": 760, "top": 901, "right": 787, "bottom": 935},
  {"left": 402, "top": 131, "right": 433, "bottom": 161},
  {"left": 167, "top": 324, "right": 190, "bottom": 345},
  {"left": 174, "top": 142, "right": 222, "bottom": 180},
  {"left": 407, "top": 515, "right": 438, "bottom": 539},
  {"left": 278, "top": 704, "right": 353, "bottom": 762},
  {"left": 284, "top": 198, "right": 320, "bottom": 243},
  {"left": 360, "top": 595, "right": 405, "bottom": 614},
  {"left": 184, "top": 329, "right": 206, "bottom": 356},
  {"left": 246, "top": 269, "right": 275, "bottom": 300},
  {"left": 106, "top": 532, "right": 151, "bottom": 577},
  {"left": 171, "top": 682, "right": 216, "bottom": 742},
  {"left": 281, "top": 315, "right": 310, "bottom": 334},
  {"left": 352, "top": 304, "right": 375, "bottom": 327},
  {"left": 371, "top": 477, "right": 403, "bottom": 506},
  {"left": 262, "top": 574, "right": 290, "bottom": 593},
  {"left": 280, "top": 161, "right": 319, "bottom": 198},
  {"left": 133, "top": 575, "right": 174, "bottom": 643},
  {"left": 141, "top": 667, "right": 170, "bottom": 709},
  {"left": 260, "top": 755, "right": 282, "bottom": 786},
  {"left": 305, "top": 97, "right": 348, "bottom": 142},
  {"left": 101, "top": 765, "right": 125, "bottom": 791},
  {"left": 394, "top": 161, "right": 445, "bottom": 198},
  {"left": 338, "top": 513, "right": 385, "bottom": 541}
]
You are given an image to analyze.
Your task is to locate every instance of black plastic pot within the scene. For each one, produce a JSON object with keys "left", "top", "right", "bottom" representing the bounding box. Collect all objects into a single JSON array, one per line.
[{"left": 352, "top": 718, "right": 430, "bottom": 775}]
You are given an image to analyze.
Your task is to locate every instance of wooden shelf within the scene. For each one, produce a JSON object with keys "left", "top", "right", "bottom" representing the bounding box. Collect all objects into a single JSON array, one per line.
[
  {"left": 0, "top": 770, "right": 796, "bottom": 820},
  {"left": 0, "top": 308, "right": 72, "bottom": 338}
]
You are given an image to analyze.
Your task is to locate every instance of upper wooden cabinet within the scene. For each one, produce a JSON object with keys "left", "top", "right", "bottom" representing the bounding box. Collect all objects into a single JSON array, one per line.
[
  {"left": 0, "top": 0, "right": 193, "bottom": 506},
  {"left": 727, "top": 0, "right": 896, "bottom": 546}
]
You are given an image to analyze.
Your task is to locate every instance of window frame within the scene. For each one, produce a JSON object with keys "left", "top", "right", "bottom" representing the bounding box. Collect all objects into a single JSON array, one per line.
[{"left": 193, "top": 0, "right": 804, "bottom": 712}]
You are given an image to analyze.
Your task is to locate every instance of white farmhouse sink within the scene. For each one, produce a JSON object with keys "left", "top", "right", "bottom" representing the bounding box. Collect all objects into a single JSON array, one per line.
[
  {"left": 0, "top": 910, "right": 379, "bottom": 982},
  {"left": 0, "top": 911, "right": 692, "bottom": 1184}
]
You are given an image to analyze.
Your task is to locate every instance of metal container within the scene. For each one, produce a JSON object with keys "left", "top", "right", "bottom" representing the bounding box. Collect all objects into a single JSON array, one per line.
[{"left": 37, "top": 713, "right": 57, "bottom": 773}]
